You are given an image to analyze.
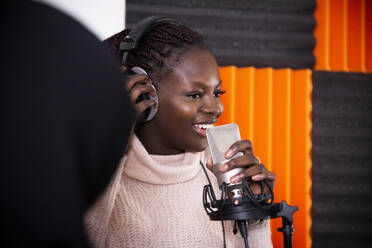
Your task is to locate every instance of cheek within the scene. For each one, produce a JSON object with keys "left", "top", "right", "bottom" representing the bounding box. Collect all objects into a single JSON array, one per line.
[
  {"left": 219, "top": 101, "right": 224, "bottom": 115},
  {"left": 215, "top": 100, "right": 224, "bottom": 119},
  {"left": 160, "top": 98, "right": 196, "bottom": 121},
  {"left": 176, "top": 104, "right": 196, "bottom": 118}
]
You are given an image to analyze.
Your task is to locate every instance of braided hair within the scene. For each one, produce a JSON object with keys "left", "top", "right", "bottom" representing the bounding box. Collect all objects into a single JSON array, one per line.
[{"left": 105, "top": 22, "right": 206, "bottom": 83}]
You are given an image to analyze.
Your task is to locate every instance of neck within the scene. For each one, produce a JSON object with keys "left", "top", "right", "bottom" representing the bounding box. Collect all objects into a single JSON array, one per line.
[{"left": 135, "top": 124, "right": 184, "bottom": 155}]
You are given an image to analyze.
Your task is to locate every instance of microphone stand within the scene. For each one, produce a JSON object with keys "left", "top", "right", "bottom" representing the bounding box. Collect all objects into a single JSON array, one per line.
[
  {"left": 203, "top": 180, "right": 298, "bottom": 248},
  {"left": 271, "top": 201, "right": 298, "bottom": 248}
]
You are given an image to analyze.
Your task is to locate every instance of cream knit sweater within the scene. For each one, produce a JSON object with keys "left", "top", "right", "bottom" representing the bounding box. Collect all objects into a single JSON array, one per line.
[{"left": 85, "top": 135, "right": 273, "bottom": 248}]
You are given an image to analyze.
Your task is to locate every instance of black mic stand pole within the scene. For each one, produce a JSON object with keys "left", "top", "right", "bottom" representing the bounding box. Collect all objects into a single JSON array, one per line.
[
  {"left": 271, "top": 201, "right": 298, "bottom": 248},
  {"left": 279, "top": 217, "right": 294, "bottom": 248}
]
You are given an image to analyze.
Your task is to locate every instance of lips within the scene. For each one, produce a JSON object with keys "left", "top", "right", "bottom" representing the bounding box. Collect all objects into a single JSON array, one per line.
[{"left": 192, "top": 123, "right": 214, "bottom": 137}]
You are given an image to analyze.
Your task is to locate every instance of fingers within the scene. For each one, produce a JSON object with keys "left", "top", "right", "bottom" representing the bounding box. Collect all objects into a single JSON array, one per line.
[
  {"left": 230, "top": 164, "right": 273, "bottom": 183},
  {"left": 130, "top": 83, "right": 156, "bottom": 103},
  {"left": 231, "top": 165, "right": 275, "bottom": 185},
  {"left": 134, "top": 98, "right": 157, "bottom": 116},
  {"left": 125, "top": 74, "right": 157, "bottom": 115},
  {"left": 251, "top": 171, "right": 275, "bottom": 182},
  {"left": 126, "top": 74, "right": 150, "bottom": 91},
  {"left": 219, "top": 154, "right": 259, "bottom": 173},
  {"left": 225, "top": 140, "right": 253, "bottom": 158},
  {"left": 214, "top": 138, "right": 276, "bottom": 194},
  {"left": 218, "top": 155, "right": 275, "bottom": 184}
]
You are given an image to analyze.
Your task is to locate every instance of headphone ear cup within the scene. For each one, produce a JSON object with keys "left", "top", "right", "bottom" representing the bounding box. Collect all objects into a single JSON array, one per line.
[
  {"left": 130, "top": 67, "right": 158, "bottom": 122},
  {"left": 131, "top": 67, "right": 147, "bottom": 75},
  {"left": 146, "top": 93, "right": 158, "bottom": 122}
]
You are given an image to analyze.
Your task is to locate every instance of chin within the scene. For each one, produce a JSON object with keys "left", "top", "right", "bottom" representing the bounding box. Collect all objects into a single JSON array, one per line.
[{"left": 185, "top": 140, "right": 208, "bottom": 153}]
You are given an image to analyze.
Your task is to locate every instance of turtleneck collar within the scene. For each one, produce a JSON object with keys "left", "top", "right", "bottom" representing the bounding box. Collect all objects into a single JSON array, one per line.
[{"left": 123, "top": 135, "right": 205, "bottom": 185}]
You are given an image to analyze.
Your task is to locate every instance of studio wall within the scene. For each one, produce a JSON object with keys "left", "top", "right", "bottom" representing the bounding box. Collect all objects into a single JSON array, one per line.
[{"left": 126, "top": 0, "right": 372, "bottom": 247}]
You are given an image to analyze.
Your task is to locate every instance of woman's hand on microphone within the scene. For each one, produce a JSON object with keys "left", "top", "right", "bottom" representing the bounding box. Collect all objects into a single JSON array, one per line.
[{"left": 207, "top": 140, "right": 275, "bottom": 194}]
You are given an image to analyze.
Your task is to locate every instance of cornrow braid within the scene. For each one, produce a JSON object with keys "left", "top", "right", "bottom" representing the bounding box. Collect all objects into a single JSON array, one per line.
[{"left": 104, "top": 21, "right": 206, "bottom": 83}]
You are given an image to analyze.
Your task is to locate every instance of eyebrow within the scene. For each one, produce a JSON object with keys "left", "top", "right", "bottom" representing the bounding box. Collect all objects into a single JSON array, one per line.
[{"left": 190, "top": 80, "right": 222, "bottom": 88}]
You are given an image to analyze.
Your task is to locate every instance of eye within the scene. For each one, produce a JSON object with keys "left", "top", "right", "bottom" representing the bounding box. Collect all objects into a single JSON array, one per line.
[
  {"left": 214, "top": 90, "right": 226, "bottom": 98},
  {"left": 187, "top": 92, "right": 203, "bottom": 99}
]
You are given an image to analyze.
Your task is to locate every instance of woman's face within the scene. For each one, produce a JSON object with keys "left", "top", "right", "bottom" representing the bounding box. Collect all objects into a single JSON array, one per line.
[{"left": 143, "top": 47, "right": 224, "bottom": 154}]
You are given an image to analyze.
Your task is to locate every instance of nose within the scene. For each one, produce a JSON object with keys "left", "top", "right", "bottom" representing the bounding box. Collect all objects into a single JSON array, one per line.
[{"left": 200, "top": 96, "right": 223, "bottom": 117}]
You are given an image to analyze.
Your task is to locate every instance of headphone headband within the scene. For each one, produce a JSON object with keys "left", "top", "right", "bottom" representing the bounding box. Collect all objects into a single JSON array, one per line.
[{"left": 120, "top": 16, "right": 182, "bottom": 66}]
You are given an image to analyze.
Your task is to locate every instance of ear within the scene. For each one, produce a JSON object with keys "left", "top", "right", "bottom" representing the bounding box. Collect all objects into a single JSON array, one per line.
[{"left": 121, "top": 65, "right": 127, "bottom": 72}]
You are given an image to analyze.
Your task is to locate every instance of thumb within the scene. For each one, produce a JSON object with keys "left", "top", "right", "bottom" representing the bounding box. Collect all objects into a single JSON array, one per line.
[{"left": 206, "top": 157, "right": 213, "bottom": 170}]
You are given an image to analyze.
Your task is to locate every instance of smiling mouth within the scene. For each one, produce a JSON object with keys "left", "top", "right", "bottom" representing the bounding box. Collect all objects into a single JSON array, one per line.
[{"left": 192, "top": 124, "right": 214, "bottom": 137}]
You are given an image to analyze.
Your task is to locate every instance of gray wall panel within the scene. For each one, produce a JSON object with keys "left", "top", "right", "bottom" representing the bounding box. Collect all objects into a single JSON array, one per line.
[
  {"left": 312, "top": 71, "right": 372, "bottom": 248},
  {"left": 126, "top": 0, "right": 316, "bottom": 69}
]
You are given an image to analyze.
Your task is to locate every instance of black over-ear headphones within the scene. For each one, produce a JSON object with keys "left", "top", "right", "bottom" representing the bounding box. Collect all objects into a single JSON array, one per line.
[
  {"left": 119, "top": 16, "right": 182, "bottom": 66},
  {"left": 119, "top": 16, "right": 182, "bottom": 122}
]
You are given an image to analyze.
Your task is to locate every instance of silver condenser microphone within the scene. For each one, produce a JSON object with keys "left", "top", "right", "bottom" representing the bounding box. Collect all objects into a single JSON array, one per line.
[{"left": 206, "top": 123, "right": 245, "bottom": 198}]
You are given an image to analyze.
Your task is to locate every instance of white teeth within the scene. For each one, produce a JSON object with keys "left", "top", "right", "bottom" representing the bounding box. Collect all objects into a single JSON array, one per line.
[{"left": 195, "top": 124, "right": 214, "bottom": 130}]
